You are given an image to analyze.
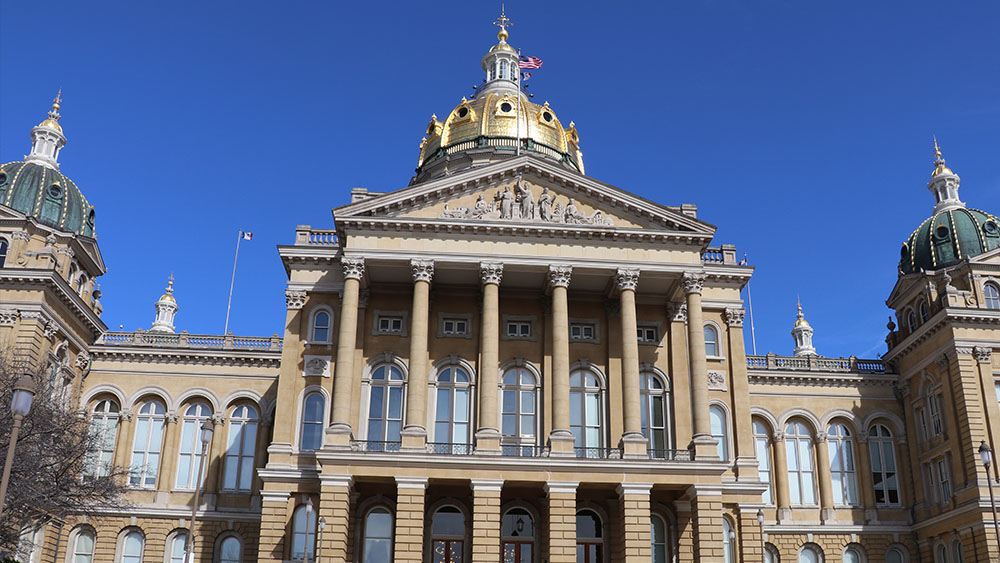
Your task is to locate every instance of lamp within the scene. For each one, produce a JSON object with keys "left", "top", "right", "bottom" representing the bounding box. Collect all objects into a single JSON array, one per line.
[
  {"left": 0, "top": 375, "right": 36, "bottom": 518},
  {"left": 981, "top": 440, "right": 992, "bottom": 468},
  {"left": 980, "top": 441, "right": 1000, "bottom": 558}
]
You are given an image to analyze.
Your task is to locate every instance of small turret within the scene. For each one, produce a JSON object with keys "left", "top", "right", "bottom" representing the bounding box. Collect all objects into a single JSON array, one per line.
[
  {"left": 150, "top": 274, "right": 178, "bottom": 333},
  {"left": 791, "top": 299, "right": 816, "bottom": 356},
  {"left": 25, "top": 91, "right": 67, "bottom": 170},
  {"left": 928, "top": 137, "right": 964, "bottom": 213}
]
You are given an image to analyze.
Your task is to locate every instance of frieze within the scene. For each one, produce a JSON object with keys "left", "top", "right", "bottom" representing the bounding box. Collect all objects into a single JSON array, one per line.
[{"left": 439, "top": 179, "right": 614, "bottom": 226}]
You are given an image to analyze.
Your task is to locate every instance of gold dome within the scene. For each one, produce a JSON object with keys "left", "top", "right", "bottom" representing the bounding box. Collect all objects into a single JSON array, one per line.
[
  {"left": 37, "top": 90, "right": 63, "bottom": 132},
  {"left": 38, "top": 118, "right": 62, "bottom": 132},
  {"left": 794, "top": 302, "right": 810, "bottom": 328}
]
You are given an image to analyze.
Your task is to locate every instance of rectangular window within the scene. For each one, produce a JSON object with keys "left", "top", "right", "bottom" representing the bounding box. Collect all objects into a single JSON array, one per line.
[
  {"left": 637, "top": 325, "right": 659, "bottom": 344},
  {"left": 377, "top": 316, "right": 403, "bottom": 334},
  {"left": 929, "top": 394, "right": 944, "bottom": 436},
  {"left": 570, "top": 323, "right": 596, "bottom": 341},
  {"left": 506, "top": 321, "right": 532, "bottom": 338},
  {"left": 916, "top": 407, "right": 929, "bottom": 442},
  {"left": 442, "top": 318, "right": 468, "bottom": 335},
  {"left": 938, "top": 459, "right": 951, "bottom": 502}
]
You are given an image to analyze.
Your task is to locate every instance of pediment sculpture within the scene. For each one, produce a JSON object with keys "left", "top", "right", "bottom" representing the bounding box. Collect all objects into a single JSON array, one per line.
[{"left": 440, "top": 179, "right": 614, "bottom": 226}]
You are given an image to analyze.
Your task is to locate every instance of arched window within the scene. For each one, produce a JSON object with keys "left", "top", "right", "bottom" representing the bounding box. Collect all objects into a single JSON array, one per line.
[
  {"left": 500, "top": 60, "right": 509, "bottom": 83},
  {"left": 291, "top": 503, "right": 317, "bottom": 561},
  {"left": 650, "top": 515, "right": 667, "bottom": 563},
  {"left": 934, "top": 544, "right": 946, "bottom": 563},
  {"left": 576, "top": 510, "right": 603, "bottom": 563},
  {"left": 501, "top": 366, "right": 537, "bottom": 455},
  {"left": 167, "top": 533, "right": 188, "bottom": 563},
  {"left": 367, "top": 362, "right": 405, "bottom": 446},
  {"left": 71, "top": 528, "right": 95, "bottom": 563},
  {"left": 799, "top": 544, "right": 822, "bottom": 563},
  {"left": 753, "top": 420, "right": 773, "bottom": 503},
  {"left": 570, "top": 370, "right": 604, "bottom": 456},
  {"left": 919, "top": 302, "right": 929, "bottom": 323},
  {"left": 985, "top": 283, "right": 1000, "bottom": 309},
  {"left": 300, "top": 392, "right": 324, "bottom": 451},
  {"left": 503, "top": 508, "right": 535, "bottom": 563},
  {"left": 785, "top": 421, "right": 816, "bottom": 504},
  {"left": 906, "top": 310, "right": 918, "bottom": 333},
  {"left": 431, "top": 506, "right": 466, "bottom": 563},
  {"left": 176, "top": 402, "right": 212, "bottom": 489},
  {"left": 89, "top": 399, "right": 120, "bottom": 477},
  {"left": 640, "top": 371, "right": 673, "bottom": 456},
  {"left": 710, "top": 405, "right": 727, "bottom": 461},
  {"left": 704, "top": 325, "right": 719, "bottom": 357},
  {"left": 827, "top": 423, "right": 858, "bottom": 505},
  {"left": 765, "top": 543, "right": 780, "bottom": 563},
  {"left": 843, "top": 546, "right": 863, "bottom": 563},
  {"left": 129, "top": 399, "right": 166, "bottom": 487},
  {"left": 311, "top": 310, "right": 331, "bottom": 343},
  {"left": 120, "top": 531, "right": 144, "bottom": 563},
  {"left": 362, "top": 507, "right": 393, "bottom": 563},
  {"left": 952, "top": 539, "right": 964, "bottom": 563},
  {"left": 928, "top": 392, "right": 944, "bottom": 436},
  {"left": 885, "top": 547, "right": 905, "bottom": 563},
  {"left": 722, "top": 518, "right": 735, "bottom": 563},
  {"left": 224, "top": 404, "right": 258, "bottom": 491},
  {"left": 0, "top": 239, "right": 8, "bottom": 267},
  {"left": 433, "top": 364, "right": 472, "bottom": 451},
  {"left": 868, "top": 424, "right": 899, "bottom": 505},
  {"left": 218, "top": 535, "right": 242, "bottom": 563}
]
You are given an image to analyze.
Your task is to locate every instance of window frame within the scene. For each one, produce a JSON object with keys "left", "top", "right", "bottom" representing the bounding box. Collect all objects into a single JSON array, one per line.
[
  {"left": 116, "top": 529, "right": 145, "bottom": 563},
  {"left": 798, "top": 544, "right": 823, "bottom": 563},
  {"left": 722, "top": 517, "right": 735, "bottom": 563},
  {"left": 785, "top": 421, "right": 818, "bottom": 506},
  {"left": 129, "top": 399, "right": 167, "bottom": 488},
  {"left": 569, "top": 367, "right": 607, "bottom": 456},
  {"left": 502, "top": 507, "right": 536, "bottom": 563},
  {"left": 704, "top": 323, "right": 722, "bottom": 358},
  {"left": 868, "top": 424, "right": 900, "bottom": 506},
  {"left": 827, "top": 422, "right": 859, "bottom": 506},
  {"left": 363, "top": 359, "right": 407, "bottom": 446},
  {"left": 500, "top": 362, "right": 540, "bottom": 454},
  {"left": 88, "top": 398, "right": 120, "bottom": 478},
  {"left": 290, "top": 503, "right": 317, "bottom": 562},
  {"left": 223, "top": 403, "right": 259, "bottom": 491},
  {"left": 0, "top": 238, "right": 8, "bottom": 268},
  {"left": 215, "top": 533, "right": 243, "bottom": 563},
  {"left": 569, "top": 318, "right": 600, "bottom": 344},
  {"left": 637, "top": 322, "right": 661, "bottom": 346},
  {"left": 985, "top": 282, "right": 1000, "bottom": 309},
  {"left": 68, "top": 526, "right": 96, "bottom": 563},
  {"left": 575, "top": 509, "right": 604, "bottom": 563},
  {"left": 175, "top": 401, "right": 213, "bottom": 490},
  {"left": 372, "top": 310, "right": 408, "bottom": 336},
  {"left": 309, "top": 307, "right": 333, "bottom": 344},
  {"left": 164, "top": 531, "right": 188, "bottom": 563},
  {"left": 753, "top": 419, "right": 774, "bottom": 505},
  {"left": 299, "top": 390, "right": 326, "bottom": 452},
  {"left": 502, "top": 315, "right": 537, "bottom": 341},
  {"left": 360, "top": 505, "right": 394, "bottom": 563},
  {"left": 438, "top": 313, "right": 473, "bottom": 339},
  {"left": 640, "top": 370, "right": 674, "bottom": 456},
  {"left": 710, "top": 404, "right": 729, "bottom": 462},
  {"left": 428, "top": 504, "right": 469, "bottom": 563},
  {"left": 431, "top": 361, "right": 474, "bottom": 450}
]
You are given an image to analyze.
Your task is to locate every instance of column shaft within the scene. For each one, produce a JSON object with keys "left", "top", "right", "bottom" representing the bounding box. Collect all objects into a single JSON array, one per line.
[
  {"left": 772, "top": 434, "right": 792, "bottom": 521},
  {"left": 854, "top": 436, "right": 878, "bottom": 521},
  {"left": 331, "top": 275, "right": 361, "bottom": 434},
  {"left": 682, "top": 273, "right": 713, "bottom": 457},
  {"left": 548, "top": 266, "right": 574, "bottom": 453},
  {"left": 620, "top": 285, "right": 642, "bottom": 437},
  {"left": 815, "top": 435, "right": 835, "bottom": 520},
  {"left": 402, "top": 260, "right": 433, "bottom": 448},
  {"left": 476, "top": 263, "right": 503, "bottom": 449}
]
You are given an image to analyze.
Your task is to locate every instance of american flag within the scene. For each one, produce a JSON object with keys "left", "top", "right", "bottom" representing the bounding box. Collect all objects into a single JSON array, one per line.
[{"left": 519, "top": 55, "right": 542, "bottom": 69}]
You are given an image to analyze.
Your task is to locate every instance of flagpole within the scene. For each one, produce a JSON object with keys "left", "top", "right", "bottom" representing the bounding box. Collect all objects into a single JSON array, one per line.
[
  {"left": 224, "top": 230, "right": 242, "bottom": 335},
  {"left": 516, "top": 49, "right": 522, "bottom": 156},
  {"left": 746, "top": 276, "right": 758, "bottom": 355}
]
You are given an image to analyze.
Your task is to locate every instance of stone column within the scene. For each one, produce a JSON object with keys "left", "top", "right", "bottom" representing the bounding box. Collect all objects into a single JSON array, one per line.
[
  {"left": 689, "top": 486, "right": 724, "bottom": 562},
  {"left": 548, "top": 266, "right": 575, "bottom": 455},
  {"left": 476, "top": 263, "right": 503, "bottom": 452},
  {"left": 259, "top": 490, "right": 292, "bottom": 560},
  {"left": 545, "top": 481, "right": 578, "bottom": 563},
  {"left": 317, "top": 475, "right": 353, "bottom": 563},
  {"left": 329, "top": 258, "right": 365, "bottom": 446},
  {"left": 617, "top": 483, "right": 653, "bottom": 563},
  {"left": 157, "top": 413, "right": 179, "bottom": 494},
  {"left": 393, "top": 477, "right": 428, "bottom": 563},
  {"left": 683, "top": 272, "right": 715, "bottom": 458},
  {"left": 113, "top": 408, "right": 135, "bottom": 469},
  {"left": 204, "top": 414, "right": 226, "bottom": 497},
  {"left": 471, "top": 479, "right": 504, "bottom": 563},
  {"left": 402, "top": 259, "right": 434, "bottom": 450},
  {"left": 771, "top": 432, "right": 792, "bottom": 522},
  {"left": 814, "top": 432, "right": 835, "bottom": 522},
  {"left": 617, "top": 269, "right": 646, "bottom": 457}
]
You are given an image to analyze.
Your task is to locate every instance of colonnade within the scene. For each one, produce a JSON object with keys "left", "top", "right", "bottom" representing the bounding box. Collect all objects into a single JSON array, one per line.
[{"left": 326, "top": 257, "right": 717, "bottom": 459}]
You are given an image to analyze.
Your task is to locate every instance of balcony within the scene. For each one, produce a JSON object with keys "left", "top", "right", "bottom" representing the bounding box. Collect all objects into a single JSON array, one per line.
[
  {"left": 96, "top": 330, "right": 283, "bottom": 352},
  {"left": 746, "top": 353, "right": 887, "bottom": 374}
]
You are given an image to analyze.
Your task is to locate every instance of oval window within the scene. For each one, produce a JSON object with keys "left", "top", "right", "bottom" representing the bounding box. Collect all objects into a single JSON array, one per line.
[
  {"left": 900, "top": 244, "right": 908, "bottom": 258},
  {"left": 936, "top": 225, "right": 949, "bottom": 239},
  {"left": 88, "top": 209, "right": 95, "bottom": 224},
  {"left": 985, "top": 221, "right": 998, "bottom": 234},
  {"left": 48, "top": 184, "right": 63, "bottom": 198},
  {"left": 458, "top": 107, "right": 469, "bottom": 118},
  {"left": 0, "top": 172, "right": 7, "bottom": 185},
  {"left": 542, "top": 112, "right": 553, "bottom": 122},
  {"left": 500, "top": 102, "right": 513, "bottom": 113}
]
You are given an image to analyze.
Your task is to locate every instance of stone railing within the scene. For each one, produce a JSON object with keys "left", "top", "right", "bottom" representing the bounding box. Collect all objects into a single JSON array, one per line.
[
  {"left": 96, "top": 331, "right": 283, "bottom": 352},
  {"left": 746, "top": 353, "right": 887, "bottom": 374},
  {"left": 419, "top": 135, "right": 582, "bottom": 173},
  {"left": 294, "top": 225, "right": 338, "bottom": 246},
  {"left": 701, "top": 244, "right": 740, "bottom": 265}
]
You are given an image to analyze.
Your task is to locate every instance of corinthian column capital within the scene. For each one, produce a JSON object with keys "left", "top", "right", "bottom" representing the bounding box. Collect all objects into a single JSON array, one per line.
[
  {"left": 411, "top": 259, "right": 435, "bottom": 283},
  {"left": 548, "top": 265, "right": 572, "bottom": 289},
  {"left": 681, "top": 272, "right": 706, "bottom": 295},
  {"left": 615, "top": 268, "right": 640, "bottom": 292},
  {"left": 342, "top": 257, "right": 366, "bottom": 280},
  {"left": 974, "top": 346, "right": 992, "bottom": 364},
  {"left": 285, "top": 289, "right": 307, "bottom": 310},
  {"left": 480, "top": 262, "right": 504, "bottom": 285}
]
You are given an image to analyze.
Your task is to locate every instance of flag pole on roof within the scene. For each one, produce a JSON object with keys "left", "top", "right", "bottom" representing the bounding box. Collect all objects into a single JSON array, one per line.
[{"left": 224, "top": 229, "right": 253, "bottom": 335}]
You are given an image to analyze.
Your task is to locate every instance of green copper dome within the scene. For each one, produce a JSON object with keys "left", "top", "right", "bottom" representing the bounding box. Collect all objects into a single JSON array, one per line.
[
  {"left": 899, "top": 207, "right": 1000, "bottom": 275},
  {"left": 0, "top": 161, "right": 95, "bottom": 237}
]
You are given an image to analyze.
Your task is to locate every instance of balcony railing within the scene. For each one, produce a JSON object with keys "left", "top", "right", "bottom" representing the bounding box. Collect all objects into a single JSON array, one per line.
[
  {"left": 428, "top": 442, "right": 474, "bottom": 455},
  {"left": 294, "top": 227, "right": 338, "bottom": 246},
  {"left": 574, "top": 447, "right": 622, "bottom": 459},
  {"left": 352, "top": 441, "right": 402, "bottom": 452},
  {"left": 701, "top": 244, "right": 740, "bottom": 265},
  {"left": 96, "top": 331, "right": 282, "bottom": 352},
  {"left": 647, "top": 449, "right": 695, "bottom": 461},
  {"left": 500, "top": 444, "right": 546, "bottom": 458},
  {"left": 746, "top": 353, "right": 888, "bottom": 374},
  {"left": 345, "top": 441, "right": 698, "bottom": 462}
]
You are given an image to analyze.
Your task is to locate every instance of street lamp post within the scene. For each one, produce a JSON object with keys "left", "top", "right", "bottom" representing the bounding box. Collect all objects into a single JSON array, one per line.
[
  {"left": 317, "top": 516, "right": 326, "bottom": 563},
  {"left": 304, "top": 495, "right": 315, "bottom": 563},
  {"left": 756, "top": 509, "right": 766, "bottom": 563},
  {"left": 979, "top": 441, "right": 1000, "bottom": 557},
  {"left": 185, "top": 420, "right": 215, "bottom": 563},
  {"left": 0, "top": 375, "right": 36, "bottom": 519}
]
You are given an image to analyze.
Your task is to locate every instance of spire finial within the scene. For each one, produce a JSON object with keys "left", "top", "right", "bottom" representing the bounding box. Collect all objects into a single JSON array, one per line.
[
  {"left": 494, "top": 4, "right": 512, "bottom": 41},
  {"left": 53, "top": 89, "right": 62, "bottom": 112},
  {"left": 797, "top": 295, "right": 802, "bottom": 315},
  {"left": 933, "top": 136, "right": 942, "bottom": 160},
  {"left": 167, "top": 272, "right": 174, "bottom": 289}
]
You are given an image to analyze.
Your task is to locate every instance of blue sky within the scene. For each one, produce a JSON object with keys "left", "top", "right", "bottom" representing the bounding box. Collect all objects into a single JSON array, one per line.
[{"left": 2, "top": 1, "right": 998, "bottom": 358}]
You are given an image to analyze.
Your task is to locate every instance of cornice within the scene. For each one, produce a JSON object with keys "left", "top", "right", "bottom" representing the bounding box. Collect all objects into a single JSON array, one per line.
[
  {"left": 885, "top": 307, "right": 1000, "bottom": 363},
  {"left": 748, "top": 371, "right": 898, "bottom": 388},
  {"left": 0, "top": 269, "right": 106, "bottom": 335},
  {"left": 89, "top": 345, "right": 281, "bottom": 368}
]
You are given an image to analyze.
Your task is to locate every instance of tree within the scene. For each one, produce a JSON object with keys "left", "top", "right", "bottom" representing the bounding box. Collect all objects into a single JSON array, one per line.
[{"left": 0, "top": 355, "right": 129, "bottom": 559}]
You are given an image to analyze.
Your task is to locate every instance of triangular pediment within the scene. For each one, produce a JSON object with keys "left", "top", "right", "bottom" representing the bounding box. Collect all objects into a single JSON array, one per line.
[{"left": 333, "top": 156, "right": 715, "bottom": 235}]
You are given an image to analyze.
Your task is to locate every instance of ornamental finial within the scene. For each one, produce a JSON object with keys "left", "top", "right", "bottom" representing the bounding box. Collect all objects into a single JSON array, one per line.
[
  {"left": 933, "top": 136, "right": 942, "bottom": 160},
  {"left": 53, "top": 89, "right": 62, "bottom": 112},
  {"left": 494, "top": 4, "right": 512, "bottom": 41},
  {"left": 168, "top": 272, "right": 174, "bottom": 289}
]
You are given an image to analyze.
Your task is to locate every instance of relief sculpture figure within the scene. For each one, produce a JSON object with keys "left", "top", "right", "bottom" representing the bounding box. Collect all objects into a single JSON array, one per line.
[
  {"left": 517, "top": 180, "right": 535, "bottom": 220},
  {"left": 537, "top": 188, "right": 552, "bottom": 221}
]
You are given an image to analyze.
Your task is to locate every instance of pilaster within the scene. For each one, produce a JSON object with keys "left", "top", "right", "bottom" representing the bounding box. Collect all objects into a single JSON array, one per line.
[
  {"left": 617, "top": 483, "right": 653, "bottom": 563},
  {"left": 690, "top": 486, "right": 724, "bottom": 561},
  {"left": 471, "top": 479, "right": 504, "bottom": 563},
  {"left": 394, "top": 477, "right": 428, "bottom": 563},
  {"left": 544, "top": 481, "right": 578, "bottom": 563},
  {"left": 318, "top": 475, "right": 353, "bottom": 563},
  {"left": 258, "top": 490, "right": 292, "bottom": 561}
]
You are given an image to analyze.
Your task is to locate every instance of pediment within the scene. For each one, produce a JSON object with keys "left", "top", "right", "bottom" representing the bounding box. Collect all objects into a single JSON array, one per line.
[{"left": 333, "top": 156, "right": 714, "bottom": 235}]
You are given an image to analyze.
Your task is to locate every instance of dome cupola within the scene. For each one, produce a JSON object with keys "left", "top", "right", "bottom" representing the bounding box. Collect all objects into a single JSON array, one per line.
[
  {"left": 898, "top": 140, "right": 1000, "bottom": 275},
  {"left": 0, "top": 93, "right": 96, "bottom": 237},
  {"left": 791, "top": 299, "right": 816, "bottom": 356},
  {"left": 413, "top": 9, "right": 584, "bottom": 184}
]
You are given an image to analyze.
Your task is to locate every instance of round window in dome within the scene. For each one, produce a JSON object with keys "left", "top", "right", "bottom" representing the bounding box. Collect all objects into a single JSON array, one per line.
[
  {"left": 457, "top": 107, "right": 469, "bottom": 118},
  {"left": 936, "top": 225, "right": 949, "bottom": 239},
  {"left": 542, "top": 111, "right": 553, "bottom": 122},
  {"left": 88, "top": 209, "right": 95, "bottom": 224},
  {"left": 985, "top": 221, "right": 998, "bottom": 234},
  {"left": 900, "top": 244, "right": 909, "bottom": 259},
  {"left": 500, "top": 102, "right": 513, "bottom": 113},
  {"left": 0, "top": 172, "right": 7, "bottom": 185},
  {"left": 48, "top": 184, "right": 62, "bottom": 199}
]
